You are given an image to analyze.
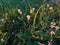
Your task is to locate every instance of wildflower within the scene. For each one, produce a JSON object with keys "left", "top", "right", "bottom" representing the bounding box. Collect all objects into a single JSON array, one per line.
[
  {"left": 51, "top": 22, "right": 54, "bottom": 24},
  {"left": 32, "top": 8, "right": 35, "bottom": 11},
  {"left": 49, "top": 7, "right": 53, "bottom": 10},
  {"left": 18, "top": 9, "right": 21, "bottom": 12},
  {"left": 20, "top": 12, "right": 22, "bottom": 14},
  {"left": 50, "top": 22, "right": 56, "bottom": 28},
  {"left": 1, "top": 18, "right": 4, "bottom": 22},
  {"left": 18, "top": 9, "right": 22, "bottom": 14},
  {"left": 55, "top": 26, "right": 59, "bottom": 30},
  {"left": 1, "top": 38, "right": 5, "bottom": 43},
  {"left": 50, "top": 31, "right": 55, "bottom": 36},
  {"left": 51, "top": 22, "right": 56, "bottom": 25},
  {"left": 19, "top": 11, "right": 22, "bottom": 14},
  {"left": 30, "top": 8, "right": 35, "bottom": 14},
  {"left": 30, "top": 9, "right": 33, "bottom": 14},
  {"left": 26, "top": 15, "right": 31, "bottom": 21},
  {"left": 12, "top": 20, "right": 15, "bottom": 23},
  {"left": 47, "top": 4, "right": 50, "bottom": 7}
]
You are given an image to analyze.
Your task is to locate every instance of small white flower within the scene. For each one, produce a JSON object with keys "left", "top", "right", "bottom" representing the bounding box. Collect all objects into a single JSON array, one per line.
[
  {"left": 47, "top": 4, "right": 50, "bottom": 7},
  {"left": 30, "top": 9, "right": 33, "bottom": 14},
  {"left": 51, "top": 22, "right": 54, "bottom": 24},
  {"left": 51, "top": 22, "right": 56, "bottom": 26},
  {"left": 55, "top": 26, "right": 59, "bottom": 30},
  {"left": 53, "top": 23, "right": 56, "bottom": 26},
  {"left": 1, "top": 19, "right": 4, "bottom": 21},
  {"left": 18, "top": 9, "right": 21, "bottom": 12},
  {"left": 30, "top": 8, "right": 35, "bottom": 14},
  {"left": 26, "top": 15, "right": 31, "bottom": 21},
  {"left": 32, "top": 8, "right": 35, "bottom": 11},
  {"left": 19, "top": 11, "right": 22, "bottom": 14},
  {"left": 1, "top": 38, "right": 5, "bottom": 43},
  {"left": 12, "top": 20, "right": 15, "bottom": 23},
  {"left": 50, "top": 22, "right": 56, "bottom": 28},
  {"left": 49, "top": 7, "right": 53, "bottom": 10},
  {"left": 18, "top": 9, "right": 22, "bottom": 14}
]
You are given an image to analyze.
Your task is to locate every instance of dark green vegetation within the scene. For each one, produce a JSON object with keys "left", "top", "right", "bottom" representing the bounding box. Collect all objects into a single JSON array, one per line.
[{"left": 0, "top": 0, "right": 60, "bottom": 45}]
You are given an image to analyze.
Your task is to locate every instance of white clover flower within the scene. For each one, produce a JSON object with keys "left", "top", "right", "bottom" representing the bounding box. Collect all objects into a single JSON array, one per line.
[
  {"left": 18, "top": 9, "right": 21, "bottom": 12},
  {"left": 49, "top": 7, "right": 53, "bottom": 10},
  {"left": 51, "top": 22, "right": 54, "bottom": 24},
  {"left": 55, "top": 26, "right": 59, "bottom": 30},
  {"left": 51, "top": 22, "right": 56, "bottom": 26},
  {"left": 1, "top": 18, "right": 4, "bottom": 21},
  {"left": 32, "top": 8, "right": 35, "bottom": 11},
  {"left": 12, "top": 20, "right": 15, "bottom": 23},
  {"left": 19, "top": 11, "right": 22, "bottom": 14},
  {"left": 1, "top": 38, "right": 5, "bottom": 43},
  {"left": 26, "top": 15, "right": 31, "bottom": 21},
  {"left": 30, "top": 9, "right": 33, "bottom": 14},
  {"left": 47, "top": 4, "right": 50, "bottom": 7},
  {"left": 50, "top": 22, "right": 56, "bottom": 28},
  {"left": 53, "top": 23, "right": 56, "bottom": 26},
  {"left": 30, "top": 8, "right": 35, "bottom": 14},
  {"left": 18, "top": 9, "right": 22, "bottom": 14}
]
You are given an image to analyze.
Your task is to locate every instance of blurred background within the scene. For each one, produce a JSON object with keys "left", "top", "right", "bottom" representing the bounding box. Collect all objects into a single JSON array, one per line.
[{"left": 0, "top": 0, "right": 60, "bottom": 45}]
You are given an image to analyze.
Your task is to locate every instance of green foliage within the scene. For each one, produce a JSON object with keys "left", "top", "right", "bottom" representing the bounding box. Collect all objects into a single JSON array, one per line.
[{"left": 0, "top": 0, "right": 60, "bottom": 45}]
